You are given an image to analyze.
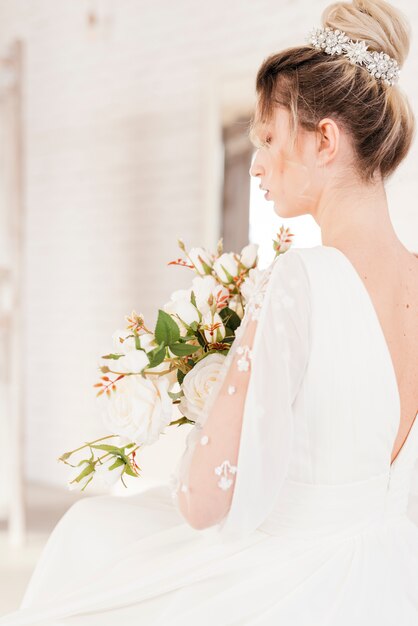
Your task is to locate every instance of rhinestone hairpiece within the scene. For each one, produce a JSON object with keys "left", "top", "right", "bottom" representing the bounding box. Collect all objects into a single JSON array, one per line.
[{"left": 306, "top": 26, "right": 400, "bottom": 86}]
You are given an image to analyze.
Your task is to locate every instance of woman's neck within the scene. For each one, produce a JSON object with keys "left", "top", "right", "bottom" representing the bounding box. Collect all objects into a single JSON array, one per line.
[{"left": 315, "top": 178, "right": 405, "bottom": 255}]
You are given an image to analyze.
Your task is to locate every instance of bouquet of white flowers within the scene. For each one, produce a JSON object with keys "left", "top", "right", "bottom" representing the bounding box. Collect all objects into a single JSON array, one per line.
[{"left": 58, "top": 226, "right": 294, "bottom": 491}]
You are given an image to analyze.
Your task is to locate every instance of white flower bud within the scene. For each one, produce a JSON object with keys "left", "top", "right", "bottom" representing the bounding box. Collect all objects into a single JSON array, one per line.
[
  {"left": 95, "top": 456, "right": 125, "bottom": 487},
  {"left": 201, "top": 311, "right": 226, "bottom": 343},
  {"left": 240, "top": 243, "right": 259, "bottom": 269},
  {"left": 228, "top": 295, "right": 244, "bottom": 319},
  {"left": 213, "top": 253, "right": 239, "bottom": 283},
  {"left": 191, "top": 275, "right": 229, "bottom": 316},
  {"left": 188, "top": 247, "right": 213, "bottom": 274}
]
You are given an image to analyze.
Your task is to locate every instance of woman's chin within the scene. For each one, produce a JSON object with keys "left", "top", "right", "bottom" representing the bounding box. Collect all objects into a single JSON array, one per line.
[
  {"left": 273, "top": 198, "right": 297, "bottom": 218},
  {"left": 273, "top": 201, "right": 287, "bottom": 217}
]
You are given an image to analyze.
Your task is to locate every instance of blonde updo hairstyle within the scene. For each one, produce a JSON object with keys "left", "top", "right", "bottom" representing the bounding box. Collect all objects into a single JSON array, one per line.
[{"left": 250, "top": 0, "right": 415, "bottom": 184}]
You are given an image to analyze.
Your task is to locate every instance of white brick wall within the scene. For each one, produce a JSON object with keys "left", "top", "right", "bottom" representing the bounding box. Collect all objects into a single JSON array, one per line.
[{"left": 0, "top": 0, "right": 416, "bottom": 490}]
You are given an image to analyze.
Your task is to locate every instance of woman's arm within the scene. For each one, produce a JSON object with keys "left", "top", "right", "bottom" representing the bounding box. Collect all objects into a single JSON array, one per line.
[
  {"left": 175, "top": 317, "right": 258, "bottom": 529},
  {"left": 170, "top": 249, "right": 311, "bottom": 537}
]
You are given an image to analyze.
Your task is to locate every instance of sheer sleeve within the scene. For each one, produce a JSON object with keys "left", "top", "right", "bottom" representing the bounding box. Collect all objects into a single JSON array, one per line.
[{"left": 169, "top": 248, "right": 311, "bottom": 540}]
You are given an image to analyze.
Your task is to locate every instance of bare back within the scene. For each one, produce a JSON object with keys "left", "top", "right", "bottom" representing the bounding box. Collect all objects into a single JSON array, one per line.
[{"left": 340, "top": 245, "right": 418, "bottom": 465}]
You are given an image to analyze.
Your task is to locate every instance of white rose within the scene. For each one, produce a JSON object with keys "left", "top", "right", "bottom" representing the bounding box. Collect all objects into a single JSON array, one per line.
[
  {"left": 201, "top": 311, "right": 226, "bottom": 343},
  {"left": 213, "top": 253, "right": 239, "bottom": 283},
  {"left": 191, "top": 275, "right": 229, "bottom": 316},
  {"left": 189, "top": 247, "right": 213, "bottom": 274},
  {"left": 99, "top": 374, "right": 173, "bottom": 446},
  {"left": 112, "top": 329, "right": 136, "bottom": 354},
  {"left": 178, "top": 353, "right": 226, "bottom": 425},
  {"left": 240, "top": 267, "right": 265, "bottom": 303},
  {"left": 95, "top": 456, "right": 125, "bottom": 487},
  {"left": 240, "top": 243, "right": 259, "bottom": 269},
  {"left": 111, "top": 349, "right": 150, "bottom": 374},
  {"left": 67, "top": 460, "right": 95, "bottom": 491}
]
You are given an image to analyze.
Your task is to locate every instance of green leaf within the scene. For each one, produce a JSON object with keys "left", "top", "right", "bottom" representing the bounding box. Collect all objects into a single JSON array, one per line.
[
  {"left": 177, "top": 369, "right": 186, "bottom": 385},
  {"left": 219, "top": 307, "right": 241, "bottom": 331},
  {"left": 190, "top": 290, "right": 197, "bottom": 308},
  {"left": 90, "top": 444, "right": 122, "bottom": 453},
  {"left": 124, "top": 464, "right": 139, "bottom": 477},
  {"left": 75, "top": 462, "right": 95, "bottom": 481},
  {"left": 180, "top": 334, "right": 197, "bottom": 341},
  {"left": 199, "top": 258, "right": 213, "bottom": 274},
  {"left": 134, "top": 332, "right": 141, "bottom": 350},
  {"left": 154, "top": 309, "right": 180, "bottom": 345},
  {"left": 219, "top": 263, "right": 235, "bottom": 283},
  {"left": 169, "top": 343, "right": 200, "bottom": 357},
  {"left": 117, "top": 452, "right": 131, "bottom": 464},
  {"left": 169, "top": 416, "right": 195, "bottom": 426},
  {"left": 101, "top": 353, "right": 124, "bottom": 360},
  {"left": 108, "top": 457, "right": 125, "bottom": 470},
  {"left": 146, "top": 342, "right": 166, "bottom": 368}
]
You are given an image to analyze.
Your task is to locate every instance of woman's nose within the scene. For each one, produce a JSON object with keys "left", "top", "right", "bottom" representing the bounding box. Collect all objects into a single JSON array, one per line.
[{"left": 249, "top": 153, "right": 264, "bottom": 178}]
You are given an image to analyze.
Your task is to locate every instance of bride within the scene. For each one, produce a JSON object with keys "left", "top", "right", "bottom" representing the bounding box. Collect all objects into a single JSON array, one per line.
[{"left": 1, "top": 0, "right": 418, "bottom": 623}]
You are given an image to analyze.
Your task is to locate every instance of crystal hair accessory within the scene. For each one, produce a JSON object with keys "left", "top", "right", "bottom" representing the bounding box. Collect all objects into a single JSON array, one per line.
[{"left": 306, "top": 26, "right": 400, "bottom": 86}]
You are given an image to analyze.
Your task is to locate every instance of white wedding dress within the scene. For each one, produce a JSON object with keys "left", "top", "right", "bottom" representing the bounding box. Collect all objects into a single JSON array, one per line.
[{"left": 1, "top": 244, "right": 418, "bottom": 625}]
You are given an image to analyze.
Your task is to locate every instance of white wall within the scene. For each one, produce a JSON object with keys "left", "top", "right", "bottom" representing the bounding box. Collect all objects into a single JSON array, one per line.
[{"left": 0, "top": 0, "right": 416, "bottom": 490}]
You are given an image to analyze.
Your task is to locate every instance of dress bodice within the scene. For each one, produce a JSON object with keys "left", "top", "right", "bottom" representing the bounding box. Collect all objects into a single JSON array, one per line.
[{"left": 259, "top": 245, "right": 418, "bottom": 540}]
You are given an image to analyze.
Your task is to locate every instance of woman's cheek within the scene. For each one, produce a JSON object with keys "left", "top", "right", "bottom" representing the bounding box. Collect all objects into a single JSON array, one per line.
[{"left": 282, "top": 158, "right": 314, "bottom": 212}]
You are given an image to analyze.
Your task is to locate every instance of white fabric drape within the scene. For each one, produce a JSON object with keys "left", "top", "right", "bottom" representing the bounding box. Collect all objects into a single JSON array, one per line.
[{"left": 170, "top": 249, "right": 311, "bottom": 540}]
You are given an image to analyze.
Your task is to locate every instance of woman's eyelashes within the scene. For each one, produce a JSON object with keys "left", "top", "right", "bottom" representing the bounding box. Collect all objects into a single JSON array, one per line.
[{"left": 250, "top": 133, "right": 271, "bottom": 149}]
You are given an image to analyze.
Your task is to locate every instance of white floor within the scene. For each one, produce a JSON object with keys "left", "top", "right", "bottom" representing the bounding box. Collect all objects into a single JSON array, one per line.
[{"left": 1, "top": 483, "right": 418, "bottom": 617}]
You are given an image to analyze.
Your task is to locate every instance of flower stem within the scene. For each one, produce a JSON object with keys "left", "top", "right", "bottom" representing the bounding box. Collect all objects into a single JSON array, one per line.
[{"left": 58, "top": 434, "right": 119, "bottom": 462}]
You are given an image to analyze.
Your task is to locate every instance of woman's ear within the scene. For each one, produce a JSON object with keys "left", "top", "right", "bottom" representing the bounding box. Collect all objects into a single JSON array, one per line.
[{"left": 316, "top": 117, "right": 340, "bottom": 166}]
